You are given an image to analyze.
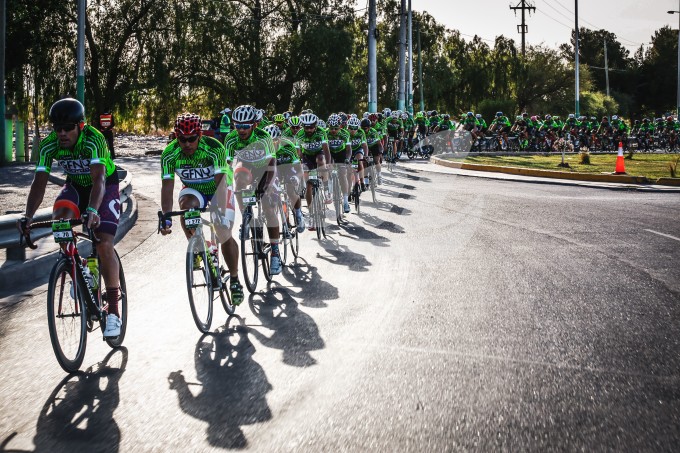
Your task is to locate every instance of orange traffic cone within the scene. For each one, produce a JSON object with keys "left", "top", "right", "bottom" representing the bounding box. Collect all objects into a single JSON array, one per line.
[{"left": 614, "top": 141, "right": 626, "bottom": 174}]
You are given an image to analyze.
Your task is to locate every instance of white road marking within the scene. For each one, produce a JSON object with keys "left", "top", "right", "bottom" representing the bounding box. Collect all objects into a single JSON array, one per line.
[{"left": 645, "top": 229, "right": 680, "bottom": 242}]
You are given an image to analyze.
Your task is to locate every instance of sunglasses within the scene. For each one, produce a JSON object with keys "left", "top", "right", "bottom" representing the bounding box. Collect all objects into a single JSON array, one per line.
[
  {"left": 178, "top": 135, "right": 199, "bottom": 143},
  {"left": 234, "top": 123, "right": 253, "bottom": 130},
  {"left": 348, "top": 127, "right": 359, "bottom": 131},
  {"left": 329, "top": 127, "right": 340, "bottom": 131},
  {"left": 290, "top": 125, "right": 301, "bottom": 129},
  {"left": 54, "top": 123, "right": 77, "bottom": 133}
]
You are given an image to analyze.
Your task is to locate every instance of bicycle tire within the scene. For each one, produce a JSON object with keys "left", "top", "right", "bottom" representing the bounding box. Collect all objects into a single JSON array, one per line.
[
  {"left": 47, "top": 258, "right": 88, "bottom": 373},
  {"left": 186, "top": 235, "right": 213, "bottom": 333},
  {"left": 241, "top": 209, "right": 259, "bottom": 293},
  {"left": 261, "top": 219, "right": 273, "bottom": 283},
  {"left": 218, "top": 271, "right": 235, "bottom": 315},
  {"left": 369, "top": 166, "right": 377, "bottom": 204},
  {"left": 278, "top": 197, "right": 290, "bottom": 266},
  {"left": 289, "top": 197, "right": 300, "bottom": 258},
  {"left": 354, "top": 183, "right": 361, "bottom": 214},
  {"left": 313, "top": 186, "right": 322, "bottom": 240},
  {"left": 105, "top": 249, "right": 128, "bottom": 348},
  {"left": 331, "top": 172, "right": 343, "bottom": 224}
]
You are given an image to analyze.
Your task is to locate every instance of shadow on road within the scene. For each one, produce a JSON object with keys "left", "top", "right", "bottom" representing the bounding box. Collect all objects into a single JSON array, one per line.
[
  {"left": 247, "top": 283, "right": 325, "bottom": 367},
  {"left": 316, "top": 237, "right": 371, "bottom": 272},
  {"left": 280, "top": 258, "right": 339, "bottom": 307},
  {"left": 25, "top": 347, "right": 128, "bottom": 453},
  {"left": 167, "top": 316, "right": 272, "bottom": 450}
]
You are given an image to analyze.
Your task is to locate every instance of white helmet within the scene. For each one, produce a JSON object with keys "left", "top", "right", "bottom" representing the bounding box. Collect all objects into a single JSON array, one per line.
[
  {"left": 255, "top": 109, "right": 264, "bottom": 122},
  {"left": 317, "top": 119, "right": 327, "bottom": 129},
  {"left": 299, "top": 113, "right": 318, "bottom": 126},
  {"left": 231, "top": 105, "right": 257, "bottom": 123},
  {"left": 347, "top": 117, "right": 361, "bottom": 128},
  {"left": 327, "top": 114, "right": 342, "bottom": 127},
  {"left": 383, "top": 108, "right": 392, "bottom": 117},
  {"left": 263, "top": 124, "right": 281, "bottom": 138},
  {"left": 391, "top": 111, "right": 400, "bottom": 119},
  {"left": 363, "top": 112, "right": 369, "bottom": 119}
]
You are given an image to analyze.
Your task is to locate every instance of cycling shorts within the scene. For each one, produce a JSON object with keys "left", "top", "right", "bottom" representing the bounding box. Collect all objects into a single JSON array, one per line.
[{"left": 54, "top": 181, "right": 120, "bottom": 237}]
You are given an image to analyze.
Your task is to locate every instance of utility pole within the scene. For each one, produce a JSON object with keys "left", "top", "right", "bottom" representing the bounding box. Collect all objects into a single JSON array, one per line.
[
  {"left": 604, "top": 38, "right": 610, "bottom": 97},
  {"left": 574, "top": 0, "right": 580, "bottom": 116},
  {"left": 398, "top": 0, "right": 406, "bottom": 111},
  {"left": 368, "top": 0, "right": 377, "bottom": 113},
  {"left": 417, "top": 22, "right": 424, "bottom": 111},
  {"left": 408, "top": 0, "right": 413, "bottom": 114},
  {"left": 509, "top": 0, "right": 535, "bottom": 58},
  {"left": 0, "top": 0, "right": 6, "bottom": 164},
  {"left": 77, "top": 0, "right": 86, "bottom": 106}
]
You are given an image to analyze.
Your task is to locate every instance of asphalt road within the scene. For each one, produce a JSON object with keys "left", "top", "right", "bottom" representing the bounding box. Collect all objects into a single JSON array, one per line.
[{"left": 1, "top": 158, "right": 679, "bottom": 452}]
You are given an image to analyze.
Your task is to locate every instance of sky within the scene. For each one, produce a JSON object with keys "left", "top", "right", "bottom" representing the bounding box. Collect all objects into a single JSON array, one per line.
[{"left": 411, "top": 0, "right": 680, "bottom": 52}]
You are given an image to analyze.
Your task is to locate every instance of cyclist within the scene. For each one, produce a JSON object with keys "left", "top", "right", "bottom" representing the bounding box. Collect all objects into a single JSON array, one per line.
[
  {"left": 224, "top": 105, "right": 283, "bottom": 275},
  {"left": 361, "top": 117, "right": 384, "bottom": 184},
  {"left": 639, "top": 118, "right": 655, "bottom": 151},
  {"left": 282, "top": 116, "right": 302, "bottom": 141},
  {"left": 159, "top": 113, "right": 243, "bottom": 303},
  {"left": 489, "top": 112, "right": 512, "bottom": 149},
  {"left": 19, "top": 98, "right": 122, "bottom": 337},
  {"left": 347, "top": 117, "right": 368, "bottom": 192},
  {"left": 326, "top": 114, "right": 352, "bottom": 213},
  {"left": 295, "top": 113, "right": 333, "bottom": 228},
  {"left": 263, "top": 124, "right": 306, "bottom": 232}
]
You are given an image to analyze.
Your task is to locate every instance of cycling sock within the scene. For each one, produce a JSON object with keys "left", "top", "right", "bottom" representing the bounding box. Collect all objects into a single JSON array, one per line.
[
  {"left": 230, "top": 275, "right": 240, "bottom": 284},
  {"left": 295, "top": 207, "right": 302, "bottom": 216},
  {"left": 271, "top": 243, "right": 280, "bottom": 256},
  {"left": 343, "top": 194, "right": 348, "bottom": 203},
  {"left": 106, "top": 287, "right": 119, "bottom": 317}
]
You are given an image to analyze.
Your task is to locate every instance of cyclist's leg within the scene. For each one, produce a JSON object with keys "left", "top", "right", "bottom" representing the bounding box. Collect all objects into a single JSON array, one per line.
[
  {"left": 301, "top": 155, "right": 316, "bottom": 209},
  {"left": 93, "top": 182, "right": 122, "bottom": 315},
  {"left": 210, "top": 183, "right": 239, "bottom": 280}
]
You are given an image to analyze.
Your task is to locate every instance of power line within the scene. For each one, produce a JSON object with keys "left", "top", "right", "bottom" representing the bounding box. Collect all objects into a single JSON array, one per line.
[{"left": 536, "top": 8, "right": 572, "bottom": 31}]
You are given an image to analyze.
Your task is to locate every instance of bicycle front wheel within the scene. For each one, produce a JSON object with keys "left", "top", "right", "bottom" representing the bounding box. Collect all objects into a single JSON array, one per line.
[
  {"left": 105, "top": 249, "right": 128, "bottom": 348},
  {"left": 369, "top": 167, "right": 377, "bottom": 204},
  {"left": 278, "top": 198, "right": 290, "bottom": 266},
  {"left": 186, "top": 235, "right": 213, "bottom": 333},
  {"left": 331, "top": 173, "right": 343, "bottom": 224},
  {"left": 47, "top": 258, "right": 88, "bottom": 373},
  {"left": 241, "top": 211, "right": 259, "bottom": 293}
]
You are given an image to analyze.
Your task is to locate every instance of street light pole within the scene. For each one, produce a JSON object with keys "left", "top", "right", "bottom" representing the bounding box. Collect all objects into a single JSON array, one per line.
[{"left": 669, "top": 3, "right": 680, "bottom": 118}]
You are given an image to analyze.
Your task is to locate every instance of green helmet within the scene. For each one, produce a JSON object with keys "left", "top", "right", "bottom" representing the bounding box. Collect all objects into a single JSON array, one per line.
[
  {"left": 288, "top": 116, "right": 301, "bottom": 127},
  {"left": 273, "top": 114, "right": 285, "bottom": 122}
]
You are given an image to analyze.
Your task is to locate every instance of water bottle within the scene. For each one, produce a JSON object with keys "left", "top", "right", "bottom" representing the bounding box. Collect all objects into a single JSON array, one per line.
[
  {"left": 82, "top": 259, "right": 93, "bottom": 289},
  {"left": 87, "top": 257, "right": 99, "bottom": 290},
  {"left": 207, "top": 242, "right": 219, "bottom": 268}
]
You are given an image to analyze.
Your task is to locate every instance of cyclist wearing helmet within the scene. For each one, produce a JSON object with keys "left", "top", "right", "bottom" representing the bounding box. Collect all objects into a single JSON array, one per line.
[
  {"left": 326, "top": 114, "right": 353, "bottom": 213},
  {"left": 217, "top": 108, "right": 232, "bottom": 144},
  {"left": 263, "top": 124, "right": 306, "bottom": 232},
  {"left": 489, "top": 112, "right": 512, "bottom": 144},
  {"left": 159, "top": 112, "right": 243, "bottom": 303},
  {"left": 460, "top": 112, "right": 480, "bottom": 142},
  {"left": 361, "top": 117, "right": 385, "bottom": 186},
  {"left": 225, "top": 104, "right": 283, "bottom": 276},
  {"left": 273, "top": 113, "right": 286, "bottom": 131},
  {"left": 295, "top": 113, "right": 333, "bottom": 225},
  {"left": 19, "top": 98, "right": 123, "bottom": 338},
  {"left": 347, "top": 116, "right": 369, "bottom": 191},
  {"left": 283, "top": 116, "right": 302, "bottom": 141}
]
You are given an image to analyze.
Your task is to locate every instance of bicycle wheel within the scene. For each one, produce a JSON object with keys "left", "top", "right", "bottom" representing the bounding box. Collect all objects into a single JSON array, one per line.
[
  {"left": 241, "top": 210, "right": 259, "bottom": 293},
  {"left": 369, "top": 166, "right": 377, "bottom": 204},
  {"left": 186, "top": 235, "right": 213, "bottom": 333},
  {"left": 105, "top": 249, "right": 128, "bottom": 348},
  {"left": 260, "top": 217, "right": 273, "bottom": 283},
  {"left": 47, "top": 258, "right": 88, "bottom": 373},
  {"left": 331, "top": 172, "right": 343, "bottom": 224},
  {"left": 278, "top": 197, "right": 290, "bottom": 266},
  {"left": 353, "top": 183, "right": 361, "bottom": 215},
  {"left": 316, "top": 186, "right": 328, "bottom": 239}
]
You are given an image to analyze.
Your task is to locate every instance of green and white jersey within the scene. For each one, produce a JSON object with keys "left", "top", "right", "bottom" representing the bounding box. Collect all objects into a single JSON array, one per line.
[
  {"left": 295, "top": 129, "right": 328, "bottom": 156},
  {"left": 327, "top": 128, "right": 352, "bottom": 154},
  {"left": 275, "top": 137, "right": 300, "bottom": 166},
  {"left": 348, "top": 129, "right": 367, "bottom": 152},
  {"left": 36, "top": 125, "right": 116, "bottom": 187},
  {"left": 364, "top": 127, "right": 383, "bottom": 149},
  {"left": 223, "top": 127, "right": 276, "bottom": 169},
  {"left": 161, "top": 136, "right": 231, "bottom": 192},
  {"left": 386, "top": 119, "right": 403, "bottom": 133}
]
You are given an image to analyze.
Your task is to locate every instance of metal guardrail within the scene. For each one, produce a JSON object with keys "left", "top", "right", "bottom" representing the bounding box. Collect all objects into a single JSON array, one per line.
[{"left": 0, "top": 167, "right": 132, "bottom": 260}]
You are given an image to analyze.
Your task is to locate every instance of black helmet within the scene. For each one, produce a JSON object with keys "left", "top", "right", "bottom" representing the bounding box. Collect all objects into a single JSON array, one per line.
[
  {"left": 360, "top": 118, "right": 371, "bottom": 128},
  {"left": 49, "top": 98, "right": 85, "bottom": 124}
]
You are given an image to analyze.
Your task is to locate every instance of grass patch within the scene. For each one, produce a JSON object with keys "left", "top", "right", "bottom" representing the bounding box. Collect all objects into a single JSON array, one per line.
[{"left": 445, "top": 153, "right": 680, "bottom": 180}]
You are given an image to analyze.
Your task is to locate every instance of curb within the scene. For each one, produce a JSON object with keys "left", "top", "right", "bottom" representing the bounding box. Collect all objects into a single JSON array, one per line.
[
  {"left": 0, "top": 194, "right": 138, "bottom": 292},
  {"left": 431, "top": 157, "right": 680, "bottom": 187}
]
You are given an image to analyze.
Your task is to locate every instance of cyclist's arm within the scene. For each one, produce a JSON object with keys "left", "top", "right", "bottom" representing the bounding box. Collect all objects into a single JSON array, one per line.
[
  {"left": 213, "top": 173, "right": 227, "bottom": 211},
  {"left": 161, "top": 178, "right": 174, "bottom": 215},
  {"left": 86, "top": 164, "right": 107, "bottom": 228},
  {"left": 345, "top": 143, "right": 351, "bottom": 161}
]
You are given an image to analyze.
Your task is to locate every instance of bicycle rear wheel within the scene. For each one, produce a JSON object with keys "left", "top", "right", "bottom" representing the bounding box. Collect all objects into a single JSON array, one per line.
[
  {"left": 331, "top": 172, "right": 343, "bottom": 224},
  {"left": 47, "top": 258, "right": 88, "bottom": 373},
  {"left": 218, "top": 269, "right": 235, "bottom": 315},
  {"left": 105, "top": 249, "right": 128, "bottom": 348},
  {"left": 260, "top": 218, "right": 273, "bottom": 283},
  {"left": 186, "top": 235, "right": 213, "bottom": 333},
  {"left": 353, "top": 183, "right": 361, "bottom": 214},
  {"left": 241, "top": 211, "right": 259, "bottom": 293}
]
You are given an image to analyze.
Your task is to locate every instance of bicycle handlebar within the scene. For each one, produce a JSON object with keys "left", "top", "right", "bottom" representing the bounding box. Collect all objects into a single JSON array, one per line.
[
  {"left": 19, "top": 215, "right": 98, "bottom": 250},
  {"left": 157, "top": 208, "right": 208, "bottom": 233}
]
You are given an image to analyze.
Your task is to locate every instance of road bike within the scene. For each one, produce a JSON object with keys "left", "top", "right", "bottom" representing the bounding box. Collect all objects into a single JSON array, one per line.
[
  {"left": 158, "top": 208, "right": 234, "bottom": 333},
  {"left": 306, "top": 169, "right": 328, "bottom": 240},
  {"left": 328, "top": 167, "right": 344, "bottom": 225},
  {"left": 21, "top": 216, "right": 127, "bottom": 373},
  {"left": 278, "top": 180, "right": 300, "bottom": 259},
  {"left": 364, "top": 154, "right": 378, "bottom": 204},
  {"left": 236, "top": 183, "right": 273, "bottom": 293},
  {"left": 349, "top": 158, "right": 362, "bottom": 215}
]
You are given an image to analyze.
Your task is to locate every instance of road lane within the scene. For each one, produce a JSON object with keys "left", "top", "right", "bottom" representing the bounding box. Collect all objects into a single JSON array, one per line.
[{"left": 1, "top": 161, "right": 679, "bottom": 451}]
